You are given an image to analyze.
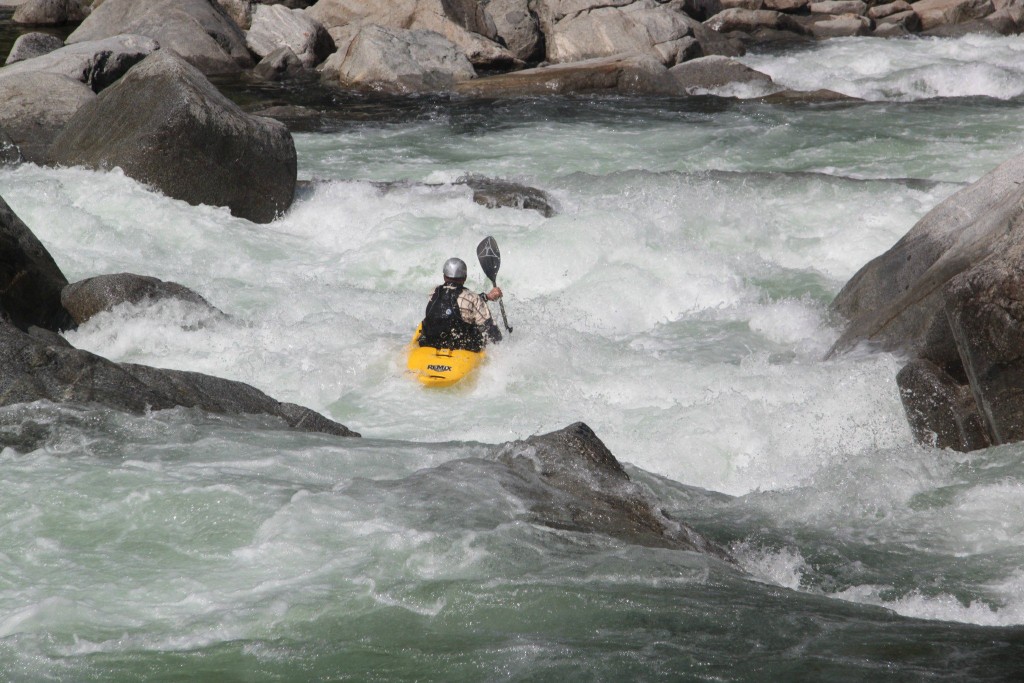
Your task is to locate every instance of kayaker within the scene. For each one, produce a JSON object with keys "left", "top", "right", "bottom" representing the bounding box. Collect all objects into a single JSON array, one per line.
[{"left": 419, "top": 257, "right": 503, "bottom": 352}]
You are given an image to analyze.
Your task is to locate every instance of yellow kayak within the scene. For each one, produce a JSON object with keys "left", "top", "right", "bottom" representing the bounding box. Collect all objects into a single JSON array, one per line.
[{"left": 406, "top": 325, "right": 485, "bottom": 387}]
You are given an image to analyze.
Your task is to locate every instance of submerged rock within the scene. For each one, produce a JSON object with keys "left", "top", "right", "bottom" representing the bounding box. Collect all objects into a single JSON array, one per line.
[
  {"left": 459, "top": 175, "right": 558, "bottom": 217},
  {"left": 0, "top": 319, "right": 359, "bottom": 437},
  {"left": 50, "top": 51, "right": 297, "bottom": 224},
  {"left": 495, "top": 422, "right": 732, "bottom": 558},
  {"left": 61, "top": 273, "right": 226, "bottom": 326}
]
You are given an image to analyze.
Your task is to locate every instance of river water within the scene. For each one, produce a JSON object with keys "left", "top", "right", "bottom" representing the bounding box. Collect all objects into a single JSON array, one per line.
[{"left": 2, "top": 33, "right": 1024, "bottom": 681}]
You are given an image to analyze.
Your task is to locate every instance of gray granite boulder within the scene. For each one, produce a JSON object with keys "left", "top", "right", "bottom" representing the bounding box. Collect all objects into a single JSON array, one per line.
[
  {"left": 50, "top": 51, "right": 296, "bottom": 224},
  {"left": 0, "top": 194, "right": 75, "bottom": 332},
  {"left": 537, "top": 0, "right": 700, "bottom": 66},
  {"left": 4, "top": 32, "right": 64, "bottom": 65},
  {"left": 0, "top": 71, "right": 95, "bottom": 164},
  {"left": 484, "top": 0, "right": 544, "bottom": 63},
  {"left": 0, "top": 34, "right": 159, "bottom": 92},
  {"left": 12, "top": 0, "right": 89, "bottom": 25},
  {"left": 912, "top": 0, "right": 995, "bottom": 30},
  {"left": 66, "top": 0, "right": 254, "bottom": 75},
  {"left": 495, "top": 422, "right": 731, "bottom": 557},
  {"left": 246, "top": 3, "right": 334, "bottom": 68},
  {"left": 704, "top": 7, "right": 807, "bottom": 32},
  {"left": 321, "top": 24, "right": 476, "bottom": 93},
  {"left": 309, "top": 0, "right": 515, "bottom": 69},
  {"left": 61, "top": 273, "right": 226, "bottom": 326}
]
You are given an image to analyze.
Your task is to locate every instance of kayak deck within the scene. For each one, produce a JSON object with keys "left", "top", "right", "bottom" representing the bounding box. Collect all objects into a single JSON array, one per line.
[{"left": 407, "top": 326, "right": 485, "bottom": 387}]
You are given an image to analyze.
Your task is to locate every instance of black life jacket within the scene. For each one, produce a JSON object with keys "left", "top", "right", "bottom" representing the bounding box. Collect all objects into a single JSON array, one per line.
[{"left": 419, "top": 284, "right": 485, "bottom": 352}]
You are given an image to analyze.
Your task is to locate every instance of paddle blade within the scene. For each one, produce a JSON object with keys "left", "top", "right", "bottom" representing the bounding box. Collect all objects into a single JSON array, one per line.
[{"left": 476, "top": 236, "right": 501, "bottom": 283}]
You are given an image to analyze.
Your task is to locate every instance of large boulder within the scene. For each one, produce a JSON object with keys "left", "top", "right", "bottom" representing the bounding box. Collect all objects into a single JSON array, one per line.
[
  {"left": 49, "top": 51, "right": 297, "bottom": 224},
  {"left": 830, "top": 150, "right": 1024, "bottom": 451},
  {"left": 12, "top": 0, "right": 89, "bottom": 25},
  {"left": 0, "top": 71, "right": 95, "bottom": 164},
  {"left": 61, "top": 273, "right": 226, "bottom": 326},
  {"left": 0, "top": 194, "right": 75, "bottom": 332},
  {"left": 912, "top": 0, "right": 995, "bottom": 29},
  {"left": 246, "top": 3, "right": 334, "bottom": 68},
  {"left": 65, "top": 0, "right": 254, "bottom": 75},
  {"left": 536, "top": 0, "right": 700, "bottom": 66},
  {"left": 0, "top": 318, "right": 359, "bottom": 436},
  {"left": 0, "top": 34, "right": 160, "bottom": 92},
  {"left": 495, "top": 422, "right": 732, "bottom": 557},
  {"left": 308, "top": 0, "right": 516, "bottom": 69},
  {"left": 484, "top": 0, "right": 544, "bottom": 63},
  {"left": 828, "top": 151, "right": 1024, "bottom": 367},
  {"left": 320, "top": 24, "right": 476, "bottom": 93}
]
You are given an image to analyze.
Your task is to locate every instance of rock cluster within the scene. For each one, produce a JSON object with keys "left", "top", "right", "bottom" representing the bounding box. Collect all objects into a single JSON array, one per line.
[
  {"left": 0, "top": 194, "right": 359, "bottom": 437},
  {"left": 828, "top": 151, "right": 1024, "bottom": 452}
]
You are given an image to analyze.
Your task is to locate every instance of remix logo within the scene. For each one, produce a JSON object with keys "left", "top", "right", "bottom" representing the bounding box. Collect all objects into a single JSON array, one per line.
[{"left": 428, "top": 364, "right": 452, "bottom": 372}]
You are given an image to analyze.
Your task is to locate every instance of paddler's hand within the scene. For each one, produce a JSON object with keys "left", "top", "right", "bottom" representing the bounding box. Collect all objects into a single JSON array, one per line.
[{"left": 484, "top": 287, "right": 502, "bottom": 301}]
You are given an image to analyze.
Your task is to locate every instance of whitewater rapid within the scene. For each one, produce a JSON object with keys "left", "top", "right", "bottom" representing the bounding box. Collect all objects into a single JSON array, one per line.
[{"left": 3, "top": 35, "right": 1024, "bottom": 677}]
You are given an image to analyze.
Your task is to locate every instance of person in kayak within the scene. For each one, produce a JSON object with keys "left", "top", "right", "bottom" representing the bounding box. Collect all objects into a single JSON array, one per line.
[{"left": 419, "top": 257, "right": 503, "bottom": 352}]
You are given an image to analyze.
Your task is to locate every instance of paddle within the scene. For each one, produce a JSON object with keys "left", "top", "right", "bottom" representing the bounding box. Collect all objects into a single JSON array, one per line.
[{"left": 476, "top": 236, "right": 512, "bottom": 334}]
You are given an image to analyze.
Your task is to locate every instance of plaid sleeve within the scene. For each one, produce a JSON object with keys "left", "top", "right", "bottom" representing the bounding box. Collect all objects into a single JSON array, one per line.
[{"left": 458, "top": 289, "right": 493, "bottom": 326}]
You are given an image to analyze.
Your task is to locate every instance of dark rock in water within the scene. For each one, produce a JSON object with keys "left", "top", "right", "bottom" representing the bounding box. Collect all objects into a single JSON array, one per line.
[
  {"left": 252, "top": 46, "right": 306, "bottom": 82},
  {"left": 0, "top": 319, "right": 359, "bottom": 437},
  {"left": 944, "top": 245, "right": 1024, "bottom": 445},
  {"left": 61, "top": 273, "right": 226, "bottom": 326},
  {"left": 4, "top": 32, "right": 64, "bottom": 65},
  {"left": 50, "top": 51, "right": 297, "bottom": 224},
  {"left": 459, "top": 175, "right": 557, "bottom": 217},
  {"left": 495, "top": 422, "right": 732, "bottom": 559},
  {"left": 755, "top": 88, "right": 859, "bottom": 104},
  {"left": 0, "top": 195, "right": 75, "bottom": 332},
  {"left": 668, "top": 55, "right": 774, "bottom": 92},
  {"left": 897, "top": 358, "right": 989, "bottom": 451},
  {"left": 454, "top": 53, "right": 675, "bottom": 97}
]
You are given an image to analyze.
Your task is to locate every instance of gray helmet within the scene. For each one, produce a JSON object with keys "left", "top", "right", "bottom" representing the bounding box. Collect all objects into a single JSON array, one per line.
[{"left": 442, "top": 257, "right": 467, "bottom": 280}]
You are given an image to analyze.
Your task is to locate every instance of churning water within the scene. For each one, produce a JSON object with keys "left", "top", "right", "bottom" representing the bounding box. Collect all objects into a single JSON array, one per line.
[{"left": 3, "top": 34, "right": 1024, "bottom": 680}]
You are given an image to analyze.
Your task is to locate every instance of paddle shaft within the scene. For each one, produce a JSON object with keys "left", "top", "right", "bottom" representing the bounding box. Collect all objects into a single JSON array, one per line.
[{"left": 490, "top": 276, "right": 512, "bottom": 334}]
